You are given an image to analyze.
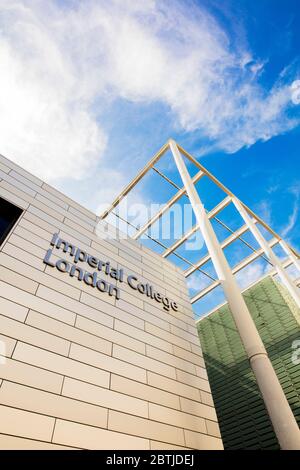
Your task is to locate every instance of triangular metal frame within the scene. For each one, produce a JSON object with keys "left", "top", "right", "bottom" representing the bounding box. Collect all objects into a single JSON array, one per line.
[
  {"left": 100, "top": 139, "right": 300, "bottom": 308},
  {"left": 99, "top": 139, "right": 300, "bottom": 449}
]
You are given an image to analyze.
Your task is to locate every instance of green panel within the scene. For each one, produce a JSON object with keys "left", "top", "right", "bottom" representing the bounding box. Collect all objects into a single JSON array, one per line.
[{"left": 197, "top": 276, "right": 300, "bottom": 450}]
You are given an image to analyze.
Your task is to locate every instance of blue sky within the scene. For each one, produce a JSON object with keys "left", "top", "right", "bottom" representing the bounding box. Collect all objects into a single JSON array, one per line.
[{"left": 0, "top": 0, "right": 299, "bottom": 316}]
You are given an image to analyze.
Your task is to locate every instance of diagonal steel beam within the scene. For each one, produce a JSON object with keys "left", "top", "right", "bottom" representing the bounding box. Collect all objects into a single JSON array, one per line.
[
  {"left": 162, "top": 195, "right": 232, "bottom": 257},
  {"left": 112, "top": 210, "right": 216, "bottom": 282},
  {"left": 99, "top": 141, "right": 169, "bottom": 221},
  {"left": 176, "top": 143, "right": 286, "bottom": 237},
  {"left": 132, "top": 169, "right": 205, "bottom": 240},
  {"left": 233, "top": 196, "right": 300, "bottom": 308},
  {"left": 196, "top": 258, "right": 297, "bottom": 323},
  {"left": 185, "top": 220, "right": 258, "bottom": 277},
  {"left": 190, "top": 237, "right": 279, "bottom": 303},
  {"left": 177, "top": 141, "right": 300, "bottom": 262}
]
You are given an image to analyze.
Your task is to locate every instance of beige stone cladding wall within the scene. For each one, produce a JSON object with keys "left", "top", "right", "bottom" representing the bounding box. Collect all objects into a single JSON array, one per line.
[{"left": 0, "top": 153, "right": 223, "bottom": 450}]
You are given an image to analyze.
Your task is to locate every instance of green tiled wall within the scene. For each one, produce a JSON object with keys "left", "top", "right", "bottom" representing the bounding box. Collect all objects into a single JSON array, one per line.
[{"left": 197, "top": 276, "right": 300, "bottom": 449}]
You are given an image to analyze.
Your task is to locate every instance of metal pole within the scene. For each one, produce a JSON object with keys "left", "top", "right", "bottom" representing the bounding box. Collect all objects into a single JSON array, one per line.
[
  {"left": 169, "top": 139, "right": 300, "bottom": 450},
  {"left": 99, "top": 141, "right": 169, "bottom": 220},
  {"left": 232, "top": 197, "right": 300, "bottom": 309},
  {"left": 280, "top": 239, "right": 300, "bottom": 275},
  {"left": 176, "top": 142, "right": 300, "bottom": 259}
]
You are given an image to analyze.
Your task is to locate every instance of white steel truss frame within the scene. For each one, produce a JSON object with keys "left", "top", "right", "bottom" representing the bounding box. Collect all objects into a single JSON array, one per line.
[
  {"left": 100, "top": 139, "right": 300, "bottom": 449},
  {"left": 100, "top": 139, "right": 300, "bottom": 306}
]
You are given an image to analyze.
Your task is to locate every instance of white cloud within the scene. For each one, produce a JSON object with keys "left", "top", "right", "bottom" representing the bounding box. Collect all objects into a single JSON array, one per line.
[
  {"left": 0, "top": 0, "right": 299, "bottom": 184},
  {"left": 186, "top": 271, "right": 212, "bottom": 292},
  {"left": 0, "top": 1, "right": 107, "bottom": 181},
  {"left": 291, "top": 80, "right": 300, "bottom": 105},
  {"left": 254, "top": 200, "right": 272, "bottom": 226},
  {"left": 282, "top": 204, "right": 298, "bottom": 238},
  {"left": 281, "top": 186, "right": 300, "bottom": 238},
  {"left": 235, "top": 260, "right": 268, "bottom": 290},
  {"left": 248, "top": 61, "right": 266, "bottom": 75}
]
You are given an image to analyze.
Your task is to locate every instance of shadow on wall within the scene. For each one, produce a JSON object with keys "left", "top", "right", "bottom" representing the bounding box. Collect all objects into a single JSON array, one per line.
[{"left": 197, "top": 276, "right": 300, "bottom": 450}]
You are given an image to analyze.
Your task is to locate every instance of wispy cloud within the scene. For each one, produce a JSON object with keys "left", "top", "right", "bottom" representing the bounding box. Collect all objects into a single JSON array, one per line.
[
  {"left": 291, "top": 80, "right": 300, "bottom": 104},
  {"left": 186, "top": 272, "right": 211, "bottom": 292},
  {"left": 254, "top": 200, "right": 272, "bottom": 226},
  {"left": 0, "top": 0, "right": 299, "bottom": 184},
  {"left": 267, "top": 184, "right": 280, "bottom": 194},
  {"left": 281, "top": 186, "right": 300, "bottom": 238},
  {"left": 235, "top": 259, "right": 268, "bottom": 290}
]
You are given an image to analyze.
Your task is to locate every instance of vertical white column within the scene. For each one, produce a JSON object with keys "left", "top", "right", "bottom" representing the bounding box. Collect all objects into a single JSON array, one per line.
[
  {"left": 232, "top": 197, "right": 300, "bottom": 309},
  {"left": 280, "top": 239, "right": 300, "bottom": 274},
  {"left": 169, "top": 139, "right": 300, "bottom": 450}
]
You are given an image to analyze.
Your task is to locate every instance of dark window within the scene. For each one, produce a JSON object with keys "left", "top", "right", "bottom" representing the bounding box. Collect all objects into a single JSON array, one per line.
[{"left": 0, "top": 197, "right": 23, "bottom": 246}]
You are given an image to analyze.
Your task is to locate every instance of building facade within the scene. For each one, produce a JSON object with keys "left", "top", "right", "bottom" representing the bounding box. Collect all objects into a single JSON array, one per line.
[
  {"left": 198, "top": 276, "right": 300, "bottom": 449},
  {"left": 0, "top": 153, "right": 222, "bottom": 450}
]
